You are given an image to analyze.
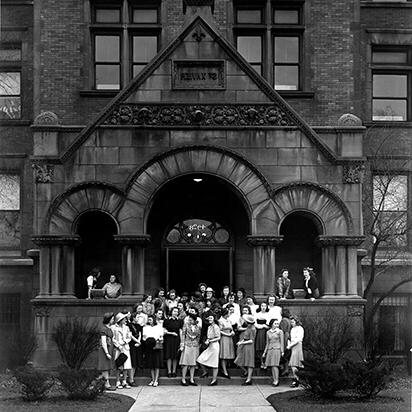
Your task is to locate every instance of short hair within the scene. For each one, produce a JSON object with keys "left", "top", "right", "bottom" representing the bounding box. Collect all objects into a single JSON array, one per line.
[
  {"left": 228, "top": 292, "right": 236, "bottom": 298},
  {"left": 256, "top": 302, "right": 268, "bottom": 313},
  {"left": 147, "top": 314, "right": 157, "bottom": 326},
  {"left": 167, "top": 289, "right": 177, "bottom": 299},
  {"left": 268, "top": 318, "right": 280, "bottom": 327},
  {"left": 241, "top": 306, "right": 252, "bottom": 314},
  {"left": 142, "top": 294, "right": 151, "bottom": 302},
  {"left": 225, "top": 303, "right": 234, "bottom": 309},
  {"left": 221, "top": 308, "right": 230, "bottom": 317},
  {"left": 199, "top": 282, "right": 207, "bottom": 288},
  {"left": 280, "top": 268, "right": 288, "bottom": 274},
  {"left": 103, "top": 312, "right": 114, "bottom": 325},
  {"left": 236, "top": 288, "right": 246, "bottom": 297},
  {"left": 188, "top": 313, "right": 198, "bottom": 322},
  {"left": 290, "top": 315, "right": 301, "bottom": 326},
  {"left": 267, "top": 295, "right": 278, "bottom": 304},
  {"left": 282, "top": 308, "right": 290, "bottom": 318},
  {"left": 90, "top": 267, "right": 101, "bottom": 275}
]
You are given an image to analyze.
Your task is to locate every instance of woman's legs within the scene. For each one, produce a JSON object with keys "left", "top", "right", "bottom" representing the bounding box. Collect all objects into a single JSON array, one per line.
[
  {"left": 102, "top": 370, "right": 110, "bottom": 388},
  {"left": 221, "top": 359, "right": 228, "bottom": 375},
  {"left": 189, "top": 366, "right": 195, "bottom": 382},
  {"left": 272, "top": 366, "right": 279, "bottom": 384},
  {"left": 246, "top": 367, "right": 253, "bottom": 382},
  {"left": 172, "top": 359, "right": 178, "bottom": 375},
  {"left": 181, "top": 365, "right": 188, "bottom": 383},
  {"left": 167, "top": 359, "right": 172, "bottom": 375},
  {"left": 154, "top": 368, "right": 160, "bottom": 384},
  {"left": 211, "top": 367, "right": 218, "bottom": 381},
  {"left": 150, "top": 368, "right": 155, "bottom": 383}
]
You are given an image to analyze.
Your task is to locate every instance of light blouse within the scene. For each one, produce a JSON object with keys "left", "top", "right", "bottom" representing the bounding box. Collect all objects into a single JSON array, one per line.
[
  {"left": 142, "top": 324, "right": 164, "bottom": 341},
  {"left": 267, "top": 305, "right": 282, "bottom": 322},
  {"left": 289, "top": 325, "right": 304, "bottom": 345}
]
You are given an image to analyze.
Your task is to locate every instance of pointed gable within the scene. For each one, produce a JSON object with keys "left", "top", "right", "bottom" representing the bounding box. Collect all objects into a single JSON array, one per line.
[{"left": 61, "top": 15, "right": 337, "bottom": 164}]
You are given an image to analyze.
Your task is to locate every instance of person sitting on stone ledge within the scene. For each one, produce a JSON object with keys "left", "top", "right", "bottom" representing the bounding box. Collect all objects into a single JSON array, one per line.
[
  {"left": 276, "top": 268, "right": 295, "bottom": 300},
  {"left": 86, "top": 267, "right": 101, "bottom": 299},
  {"left": 303, "top": 267, "right": 319, "bottom": 301},
  {"left": 103, "top": 274, "right": 122, "bottom": 299}
]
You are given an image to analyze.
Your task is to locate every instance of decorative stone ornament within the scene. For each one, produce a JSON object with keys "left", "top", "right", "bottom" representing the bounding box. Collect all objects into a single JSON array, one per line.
[
  {"left": 337, "top": 113, "right": 362, "bottom": 126},
  {"left": 104, "top": 104, "right": 293, "bottom": 127},
  {"left": 33, "top": 111, "right": 59, "bottom": 126},
  {"left": 343, "top": 164, "right": 365, "bottom": 184},
  {"left": 32, "top": 163, "right": 54, "bottom": 183}
]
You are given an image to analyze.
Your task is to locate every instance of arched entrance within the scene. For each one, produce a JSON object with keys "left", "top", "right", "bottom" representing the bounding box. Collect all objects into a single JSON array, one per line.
[
  {"left": 74, "top": 211, "right": 121, "bottom": 298},
  {"left": 146, "top": 174, "right": 250, "bottom": 295},
  {"left": 276, "top": 212, "right": 322, "bottom": 290}
]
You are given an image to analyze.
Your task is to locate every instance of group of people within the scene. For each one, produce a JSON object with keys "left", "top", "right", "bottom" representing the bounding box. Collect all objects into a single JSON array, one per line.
[{"left": 97, "top": 275, "right": 307, "bottom": 390}]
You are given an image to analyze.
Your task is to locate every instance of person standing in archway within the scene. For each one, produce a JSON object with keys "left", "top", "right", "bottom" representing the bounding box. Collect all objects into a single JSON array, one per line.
[
  {"left": 276, "top": 268, "right": 295, "bottom": 300},
  {"left": 303, "top": 267, "right": 319, "bottom": 300},
  {"left": 86, "top": 267, "right": 101, "bottom": 299}
]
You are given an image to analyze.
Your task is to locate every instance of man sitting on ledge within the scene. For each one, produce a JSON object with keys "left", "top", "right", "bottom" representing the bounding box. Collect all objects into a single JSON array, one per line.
[{"left": 103, "top": 274, "right": 122, "bottom": 299}]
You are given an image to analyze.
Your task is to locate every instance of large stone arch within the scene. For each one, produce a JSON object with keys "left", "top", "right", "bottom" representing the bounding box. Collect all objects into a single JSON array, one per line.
[
  {"left": 122, "top": 145, "right": 276, "bottom": 235},
  {"left": 272, "top": 182, "right": 354, "bottom": 236},
  {"left": 44, "top": 182, "right": 125, "bottom": 234}
]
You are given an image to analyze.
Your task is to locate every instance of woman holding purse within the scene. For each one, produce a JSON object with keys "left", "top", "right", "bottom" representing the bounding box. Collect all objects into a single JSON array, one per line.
[
  {"left": 262, "top": 319, "right": 284, "bottom": 386},
  {"left": 112, "top": 312, "right": 132, "bottom": 389},
  {"left": 287, "top": 316, "right": 304, "bottom": 387}
]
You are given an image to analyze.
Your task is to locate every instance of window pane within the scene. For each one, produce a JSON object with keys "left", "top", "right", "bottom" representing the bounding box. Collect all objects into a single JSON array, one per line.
[
  {"left": 373, "top": 99, "right": 407, "bottom": 121},
  {"left": 0, "top": 211, "right": 20, "bottom": 248},
  {"left": 237, "top": 9, "right": 262, "bottom": 24},
  {"left": 0, "top": 72, "right": 21, "bottom": 95},
  {"left": 133, "top": 64, "right": 145, "bottom": 77},
  {"left": 274, "top": 66, "right": 298, "bottom": 90},
  {"left": 274, "top": 10, "right": 299, "bottom": 24},
  {"left": 251, "top": 64, "right": 262, "bottom": 75},
  {"left": 95, "top": 8, "right": 120, "bottom": 23},
  {"left": 132, "top": 36, "right": 157, "bottom": 62},
  {"left": 0, "top": 49, "right": 21, "bottom": 61},
  {"left": 95, "top": 36, "right": 120, "bottom": 62},
  {"left": 0, "top": 175, "right": 20, "bottom": 210},
  {"left": 237, "top": 36, "right": 262, "bottom": 63},
  {"left": 0, "top": 97, "right": 21, "bottom": 119},
  {"left": 373, "top": 175, "right": 407, "bottom": 211},
  {"left": 274, "top": 37, "right": 299, "bottom": 63},
  {"left": 133, "top": 9, "right": 158, "bottom": 23},
  {"left": 373, "top": 74, "right": 407, "bottom": 98},
  {"left": 372, "top": 51, "right": 408, "bottom": 64},
  {"left": 95, "top": 65, "right": 120, "bottom": 89}
]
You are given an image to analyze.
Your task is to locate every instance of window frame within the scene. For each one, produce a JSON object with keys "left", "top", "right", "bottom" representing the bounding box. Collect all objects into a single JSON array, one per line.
[
  {"left": 371, "top": 46, "right": 412, "bottom": 122},
  {"left": 129, "top": 31, "right": 159, "bottom": 79},
  {"left": 0, "top": 43, "right": 22, "bottom": 120},
  {"left": 234, "top": 32, "right": 265, "bottom": 75}
]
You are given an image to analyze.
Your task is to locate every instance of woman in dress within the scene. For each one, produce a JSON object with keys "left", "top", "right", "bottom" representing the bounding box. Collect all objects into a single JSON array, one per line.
[
  {"left": 112, "top": 312, "right": 133, "bottom": 389},
  {"left": 154, "top": 288, "right": 166, "bottom": 312},
  {"left": 179, "top": 313, "right": 201, "bottom": 386},
  {"left": 218, "top": 308, "right": 235, "bottom": 379},
  {"left": 218, "top": 285, "right": 231, "bottom": 306},
  {"left": 267, "top": 295, "right": 282, "bottom": 321},
  {"left": 164, "top": 289, "right": 179, "bottom": 314},
  {"left": 197, "top": 314, "right": 221, "bottom": 386},
  {"left": 303, "top": 267, "right": 320, "bottom": 300},
  {"left": 142, "top": 315, "right": 164, "bottom": 387},
  {"left": 287, "top": 316, "right": 304, "bottom": 387},
  {"left": 255, "top": 301, "right": 270, "bottom": 368},
  {"left": 155, "top": 308, "right": 164, "bottom": 327},
  {"left": 223, "top": 293, "right": 240, "bottom": 319},
  {"left": 126, "top": 311, "right": 141, "bottom": 386},
  {"left": 234, "top": 314, "right": 256, "bottom": 385},
  {"left": 164, "top": 306, "right": 183, "bottom": 377},
  {"left": 98, "top": 312, "right": 115, "bottom": 390},
  {"left": 236, "top": 288, "right": 247, "bottom": 308},
  {"left": 142, "top": 294, "right": 155, "bottom": 316},
  {"left": 262, "top": 319, "right": 284, "bottom": 386},
  {"left": 245, "top": 296, "right": 258, "bottom": 316}
]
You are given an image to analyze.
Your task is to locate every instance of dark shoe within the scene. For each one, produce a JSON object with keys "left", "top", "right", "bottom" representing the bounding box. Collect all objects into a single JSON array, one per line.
[
  {"left": 209, "top": 380, "right": 217, "bottom": 386},
  {"left": 105, "top": 386, "right": 116, "bottom": 391},
  {"left": 272, "top": 381, "right": 279, "bottom": 387},
  {"left": 242, "top": 380, "right": 252, "bottom": 386},
  {"left": 189, "top": 381, "right": 198, "bottom": 386},
  {"left": 172, "top": 373, "right": 177, "bottom": 378},
  {"left": 241, "top": 371, "right": 247, "bottom": 378},
  {"left": 167, "top": 373, "right": 172, "bottom": 378},
  {"left": 222, "top": 373, "right": 231, "bottom": 379},
  {"left": 181, "top": 380, "right": 189, "bottom": 386}
]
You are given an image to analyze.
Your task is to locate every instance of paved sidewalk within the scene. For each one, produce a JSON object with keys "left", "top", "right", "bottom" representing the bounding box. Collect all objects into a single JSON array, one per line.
[{"left": 115, "top": 383, "right": 293, "bottom": 411}]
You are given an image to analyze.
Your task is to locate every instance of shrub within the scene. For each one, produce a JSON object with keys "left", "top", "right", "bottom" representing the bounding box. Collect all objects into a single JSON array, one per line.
[
  {"left": 57, "top": 366, "right": 105, "bottom": 400},
  {"left": 0, "top": 333, "right": 37, "bottom": 369},
  {"left": 301, "top": 309, "right": 354, "bottom": 363},
  {"left": 13, "top": 365, "right": 54, "bottom": 401},
  {"left": 52, "top": 318, "right": 100, "bottom": 369},
  {"left": 298, "top": 359, "right": 350, "bottom": 398}
]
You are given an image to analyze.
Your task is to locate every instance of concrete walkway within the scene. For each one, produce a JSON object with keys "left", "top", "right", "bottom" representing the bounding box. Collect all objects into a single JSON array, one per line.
[{"left": 115, "top": 383, "right": 293, "bottom": 411}]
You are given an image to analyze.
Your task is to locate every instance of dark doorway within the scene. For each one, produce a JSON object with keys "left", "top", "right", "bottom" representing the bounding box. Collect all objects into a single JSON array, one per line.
[
  {"left": 74, "top": 211, "right": 121, "bottom": 298},
  {"left": 276, "top": 212, "right": 322, "bottom": 290},
  {"left": 168, "top": 250, "right": 230, "bottom": 295}
]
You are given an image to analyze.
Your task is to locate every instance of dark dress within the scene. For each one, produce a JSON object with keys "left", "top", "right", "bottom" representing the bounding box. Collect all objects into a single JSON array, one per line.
[
  {"left": 98, "top": 325, "right": 114, "bottom": 371},
  {"left": 127, "top": 321, "right": 142, "bottom": 369},
  {"left": 163, "top": 317, "right": 183, "bottom": 360},
  {"left": 234, "top": 325, "right": 256, "bottom": 368}
]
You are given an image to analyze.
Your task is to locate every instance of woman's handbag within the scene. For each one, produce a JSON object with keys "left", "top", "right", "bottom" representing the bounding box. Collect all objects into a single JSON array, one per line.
[
  {"left": 153, "top": 340, "right": 163, "bottom": 350},
  {"left": 115, "top": 352, "right": 128, "bottom": 368}
]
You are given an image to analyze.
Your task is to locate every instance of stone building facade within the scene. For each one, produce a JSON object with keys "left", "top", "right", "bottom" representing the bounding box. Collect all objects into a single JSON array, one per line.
[{"left": 0, "top": 0, "right": 410, "bottom": 366}]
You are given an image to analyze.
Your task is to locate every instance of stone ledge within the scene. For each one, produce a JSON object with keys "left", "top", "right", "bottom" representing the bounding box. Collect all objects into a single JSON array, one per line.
[{"left": 0, "top": 258, "right": 33, "bottom": 266}]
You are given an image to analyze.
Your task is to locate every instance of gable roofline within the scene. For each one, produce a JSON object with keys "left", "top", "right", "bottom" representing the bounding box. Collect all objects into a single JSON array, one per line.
[{"left": 61, "top": 14, "right": 338, "bottom": 164}]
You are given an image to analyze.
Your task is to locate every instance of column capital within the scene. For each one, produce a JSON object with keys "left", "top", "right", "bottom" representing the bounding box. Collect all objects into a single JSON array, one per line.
[
  {"left": 32, "top": 234, "right": 81, "bottom": 245},
  {"left": 114, "top": 234, "right": 151, "bottom": 247},
  {"left": 247, "top": 235, "right": 284, "bottom": 247},
  {"left": 316, "top": 235, "right": 365, "bottom": 247}
]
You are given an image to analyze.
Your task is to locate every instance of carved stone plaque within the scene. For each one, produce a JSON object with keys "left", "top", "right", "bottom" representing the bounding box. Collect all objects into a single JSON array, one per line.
[{"left": 172, "top": 60, "right": 225, "bottom": 90}]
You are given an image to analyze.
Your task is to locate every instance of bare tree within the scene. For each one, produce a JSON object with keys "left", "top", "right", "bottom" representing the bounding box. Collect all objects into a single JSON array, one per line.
[{"left": 362, "top": 125, "right": 412, "bottom": 351}]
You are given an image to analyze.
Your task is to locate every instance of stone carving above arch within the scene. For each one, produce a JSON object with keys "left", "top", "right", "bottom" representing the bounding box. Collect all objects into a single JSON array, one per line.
[
  {"left": 272, "top": 182, "right": 354, "bottom": 236},
  {"left": 124, "top": 145, "right": 276, "bottom": 234},
  {"left": 33, "top": 111, "right": 60, "bottom": 126},
  {"left": 337, "top": 113, "right": 362, "bottom": 126},
  {"left": 44, "top": 182, "right": 125, "bottom": 234}
]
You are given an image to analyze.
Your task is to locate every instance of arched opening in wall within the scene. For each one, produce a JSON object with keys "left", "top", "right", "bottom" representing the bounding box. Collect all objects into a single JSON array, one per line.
[
  {"left": 146, "top": 174, "right": 250, "bottom": 296},
  {"left": 276, "top": 212, "right": 322, "bottom": 291},
  {"left": 74, "top": 211, "right": 121, "bottom": 298}
]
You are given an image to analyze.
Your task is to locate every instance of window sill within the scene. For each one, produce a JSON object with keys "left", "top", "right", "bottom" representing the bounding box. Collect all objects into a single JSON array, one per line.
[
  {"left": 79, "top": 90, "right": 119, "bottom": 97},
  {"left": 361, "top": 1, "right": 412, "bottom": 7},
  {"left": 278, "top": 91, "right": 315, "bottom": 98},
  {"left": 364, "top": 121, "right": 412, "bottom": 127},
  {"left": 0, "top": 120, "right": 32, "bottom": 126}
]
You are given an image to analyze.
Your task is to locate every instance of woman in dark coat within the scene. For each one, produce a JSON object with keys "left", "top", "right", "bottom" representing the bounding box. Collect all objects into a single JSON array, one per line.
[
  {"left": 164, "top": 307, "right": 183, "bottom": 377},
  {"left": 98, "top": 312, "right": 115, "bottom": 390},
  {"left": 303, "top": 267, "right": 319, "bottom": 300}
]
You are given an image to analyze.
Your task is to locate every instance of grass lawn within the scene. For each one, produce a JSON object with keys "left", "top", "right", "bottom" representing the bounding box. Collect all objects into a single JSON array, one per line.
[
  {"left": 0, "top": 374, "right": 134, "bottom": 412},
  {"left": 267, "top": 389, "right": 411, "bottom": 412}
]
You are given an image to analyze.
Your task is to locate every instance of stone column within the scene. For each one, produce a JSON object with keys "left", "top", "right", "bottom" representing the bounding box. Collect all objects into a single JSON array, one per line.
[
  {"left": 114, "top": 235, "right": 151, "bottom": 298},
  {"left": 247, "top": 235, "right": 283, "bottom": 299},
  {"left": 317, "top": 236, "right": 364, "bottom": 298},
  {"left": 32, "top": 235, "right": 80, "bottom": 299}
]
